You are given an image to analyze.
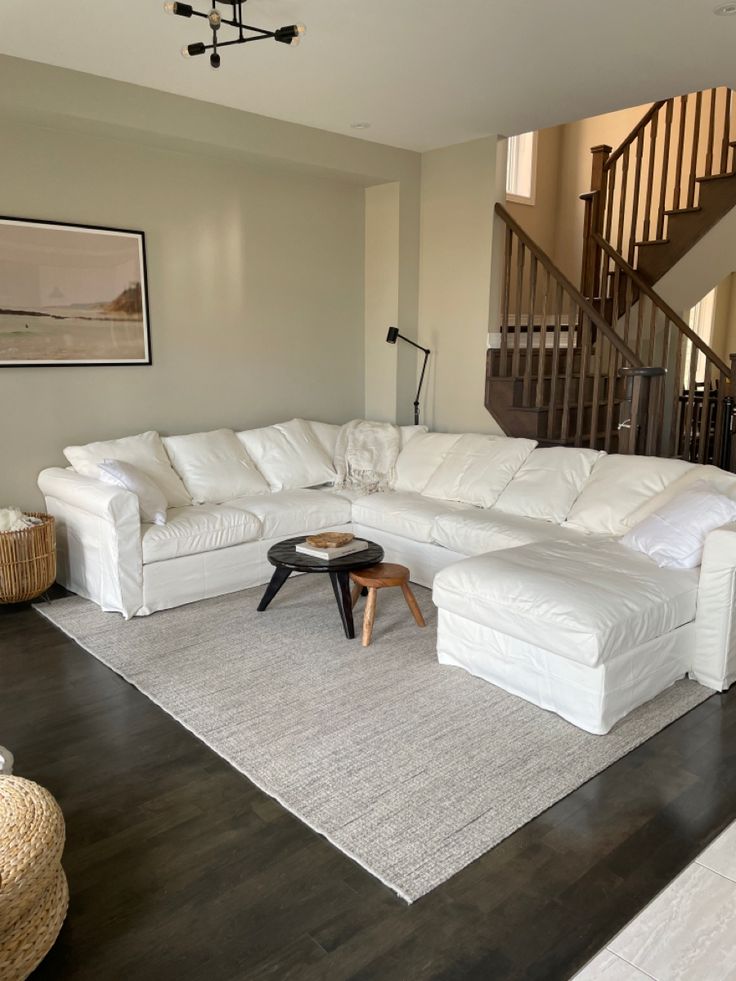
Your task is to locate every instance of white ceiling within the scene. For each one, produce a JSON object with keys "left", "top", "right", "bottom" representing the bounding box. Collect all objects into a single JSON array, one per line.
[{"left": 1, "top": 0, "right": 735, "bottom": 151}]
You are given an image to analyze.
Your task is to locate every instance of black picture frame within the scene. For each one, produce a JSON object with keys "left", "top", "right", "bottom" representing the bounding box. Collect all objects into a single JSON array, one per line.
[{"left": 0, "top": 215, "right": 152, "bottom": 367}]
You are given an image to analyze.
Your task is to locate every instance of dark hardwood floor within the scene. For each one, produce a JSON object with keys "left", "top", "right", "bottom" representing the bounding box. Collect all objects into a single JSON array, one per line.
[{"left": 3, "top": 598, "right": 736, "bottom": 981}]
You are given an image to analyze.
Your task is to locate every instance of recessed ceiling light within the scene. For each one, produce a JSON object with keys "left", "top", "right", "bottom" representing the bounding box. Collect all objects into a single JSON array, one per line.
[
  {"left": 350, "top": 122, "right": 371, "bottom": 129},
  {"left": 714, "top": 3, "right": 736, "bottom": 14}
]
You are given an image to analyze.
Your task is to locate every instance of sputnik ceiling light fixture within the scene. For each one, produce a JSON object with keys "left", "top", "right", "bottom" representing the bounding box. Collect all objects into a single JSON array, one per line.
[{"left": 164, "top": 0, "right": 306, "bottom": 69}]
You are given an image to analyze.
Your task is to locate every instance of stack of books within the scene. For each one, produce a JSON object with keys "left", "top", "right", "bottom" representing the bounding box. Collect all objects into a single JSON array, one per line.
[{"left": 295, "top": 539, "right": 370, "bottom": 561}]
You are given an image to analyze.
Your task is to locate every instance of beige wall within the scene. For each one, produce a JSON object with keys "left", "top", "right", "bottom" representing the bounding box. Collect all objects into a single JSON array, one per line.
[
  {"left": 364, "top": 183, "right": 400, "bottom": 421},
  {"left": 0, "top": 116, "right": 368, "bottom": 506},
  {"left": 418, "top": 137, "right": 503, "bottom": 435},
  {"left": 505, "top": 125, "right": 563, "bottom": 257}
]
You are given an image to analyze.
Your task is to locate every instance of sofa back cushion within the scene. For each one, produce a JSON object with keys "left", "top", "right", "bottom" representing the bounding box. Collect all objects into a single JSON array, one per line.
[
  {"left": 162, "top": 429, "right": 269, "bottom": 504},
  {"left": 98, "top": 459, "right": 169, "bottom": 525},
  {"left": 392, "top": 432, "right": 462, "bottom": 493},
  {"left": 564, "top": 454, "right": 695, "bottom": 536},
  {"left": 494, "top": 446, "right": 603, "bottom": 523},
  {"left": 237, "top": 418, "right": 336, "bottom": 491},
  {"left": 64, "top": 430, "right": 191, "bottom": 507},
  {"left": 423, "top": 434, "right": 537, "bottom": 507}
]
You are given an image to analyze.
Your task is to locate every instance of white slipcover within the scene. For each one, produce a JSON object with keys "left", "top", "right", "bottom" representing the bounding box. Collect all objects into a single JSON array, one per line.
[
  {"left": 392, "top": 432, "right": 462, "bottom": 493},
  {"left": 494, "top": 446, "right": 603, "bottom": 523},
  {"left": 64, "top": 430, "right": 191, "bottom": 508},
  {"left": 352, "top": 491, "right": 470, "bottom": 543},
  {"left": 422, "top": 433, "right": 537, "bottom": 508},
  {"left": 162, "top": 429, "right": 269, "bottom": 504},
  {"left": 237, "top": 418, "right": 336, "bottom": 491},
  {"left": 565, "top": 454, "right": 695, "bottom": 536},
  {"left": 141, "top": 505, "right": 262, "bottom": 563},
  {"left": 225, "top": 488, "right": 352, "bottom": 539},
  {"left": 432, "top": 539, "right": 699, "bottom": 667},
  {"left": 432, "top": 509, "right": 593, "bottom": 556}
]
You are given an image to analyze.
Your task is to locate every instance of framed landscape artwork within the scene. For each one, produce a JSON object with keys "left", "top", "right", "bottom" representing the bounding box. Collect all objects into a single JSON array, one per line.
[{"left": 0, "top": 217, "right": 151, "bottom": 367}]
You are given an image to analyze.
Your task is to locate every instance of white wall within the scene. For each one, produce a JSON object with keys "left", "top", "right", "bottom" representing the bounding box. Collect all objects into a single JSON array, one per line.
[{"left": 417, "top": 136, "right": 503, "bottom": 434}]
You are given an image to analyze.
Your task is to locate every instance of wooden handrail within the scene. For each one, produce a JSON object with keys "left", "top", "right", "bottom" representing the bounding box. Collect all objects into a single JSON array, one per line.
[
  {"left": 496, "top": 204, "right": 642, "bottom": 366},
  {"left": 591, "top": 231, "right": 732, "bottom": 378},
  {"left": 605, "top": 100, "right": 667, "bottom": 170}
]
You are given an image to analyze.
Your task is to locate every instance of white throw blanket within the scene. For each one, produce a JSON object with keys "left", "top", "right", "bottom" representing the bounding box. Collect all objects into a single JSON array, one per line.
[
  {"left": 0, "top": 507, "right": 40, "bottom": 532},
  {"left": 334, "top": 420, "right": 401, "bottom": 494}
]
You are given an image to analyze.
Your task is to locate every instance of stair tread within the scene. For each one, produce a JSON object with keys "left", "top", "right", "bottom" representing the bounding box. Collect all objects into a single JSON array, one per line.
[
  {"left": 635, "top": 238, "right": 670, "bottom": 247},
  {"left": 513, "top": 398, "right": 622, "bottom": 414},
  {"left": 696, "top": 171, "right": 736, "bottom": 183},
  {"left": 663, "top": 206, "right": 702, "bottom": 216}
]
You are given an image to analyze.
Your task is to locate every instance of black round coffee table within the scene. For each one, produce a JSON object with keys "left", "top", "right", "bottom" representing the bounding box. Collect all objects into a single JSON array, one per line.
[{"left": 256, "top": 536, "right": 384, "bottom": 639}]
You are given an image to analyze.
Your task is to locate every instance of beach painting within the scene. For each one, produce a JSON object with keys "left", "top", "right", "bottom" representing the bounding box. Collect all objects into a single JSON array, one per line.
[{"left": 0, "top": 217, "right": 151, "bottom": 366}]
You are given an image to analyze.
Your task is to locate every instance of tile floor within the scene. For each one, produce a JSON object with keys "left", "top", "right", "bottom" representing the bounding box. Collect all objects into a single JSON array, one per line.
[{"left": 572, "top": 819, "right": 736, "bottom": 980}]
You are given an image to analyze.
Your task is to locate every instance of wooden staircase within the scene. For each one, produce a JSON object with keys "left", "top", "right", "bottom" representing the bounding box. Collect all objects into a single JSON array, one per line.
[{"left": 488, "top": 87, "right": 736, "bottom": 469}]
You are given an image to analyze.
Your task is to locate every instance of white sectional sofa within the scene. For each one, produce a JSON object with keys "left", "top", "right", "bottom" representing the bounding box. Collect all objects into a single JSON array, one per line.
[{"left": 38, "top": 418, "right": 736, "bottom": 734}]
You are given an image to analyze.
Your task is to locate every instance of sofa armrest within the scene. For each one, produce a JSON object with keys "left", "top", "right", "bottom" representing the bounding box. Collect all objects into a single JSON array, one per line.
[
  {"left": 693, "top": 521, "right": 736, "bottom": 691},
  {"left": 38, "top": 467, "right": 144, "bottom": 618}
]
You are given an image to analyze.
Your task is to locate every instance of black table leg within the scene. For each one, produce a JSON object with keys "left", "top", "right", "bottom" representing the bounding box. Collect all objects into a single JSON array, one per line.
[
  {"left": 329, "top": 570, "right": 355, "bottom": 639},
  {"left": 257, "top": 567, "right": 292, "bottom": 611}
]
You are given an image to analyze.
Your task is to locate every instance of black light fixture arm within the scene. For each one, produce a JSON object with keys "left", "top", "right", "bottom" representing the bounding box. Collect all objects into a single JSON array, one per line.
[{"left": 386, "top": 327, "right": 431, "bottom": 426}]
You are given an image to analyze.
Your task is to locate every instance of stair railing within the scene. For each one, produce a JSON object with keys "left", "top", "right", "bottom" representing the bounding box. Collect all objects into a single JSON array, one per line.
[
  {"left": 591, "top": 230, "right": 734, "bottom": 466},
  {"left": 495, "top": 204, "right": 649, "bottom": 452},
  {"left": 582, "top": 87, "right": 735, "bottom": 295}
]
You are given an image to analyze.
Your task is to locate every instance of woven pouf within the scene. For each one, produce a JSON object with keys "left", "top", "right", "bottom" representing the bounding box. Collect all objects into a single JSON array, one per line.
[{"left": 0, "top": 777, "right": 68, "bottom": 980}]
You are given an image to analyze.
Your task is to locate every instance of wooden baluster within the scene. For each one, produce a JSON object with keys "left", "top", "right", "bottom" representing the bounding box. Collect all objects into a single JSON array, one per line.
[
  {"left": 628, "top": 130, "right": 645, "bottom": 264},
  {"left": 673, "top": 94, "right": 687, "bottom": 211},
  {"left": 560, "top": 297, "right": 576, "bottom": 444},
  {"left": 511, "top": 239, "right": 525, "bottom": 378},
  {"left": 575, "top": 312, "right": 591, "bottom": 446},
  {"left": 721, "top": 88, "right": 733, "bottom": 173},
  {"left": 547, "top": 283, "right": 564, "bottom": 435},
  {"left": 635, "top": 287, "right": 646, "bottom": 363},
  {"left": 499, "top": 225, "right": 513, "bottom": 376},
  {"left": 670, "top": 326, "right": 685, "bottom": 458},
  {"left": 605, "top": 162, "right": 616, "bottom": 243},
  {"left": 647, "top": 296, "right": 658, "bottom": 366},
  {"left": 523, "top": 255, "right": 538, "bottom": 404},
  {"left": 604, "top": 331, "right": 620, "bottom": 452},
  {"left": 617, "top": 146, "right": 630, "bottom": 254},
  {"left": 687, "top": 91, "right": 703, "bottom": 207},
  {"left": 656, "top": 100, "right": 673, "bottom": 240},
  {"left": 535, "top": 268, "right": 550, "bottom": 408},
  {"left": 698, "top": 361, "right": 713, "bottom": 463},
  {"left": 589, "top": 321, "right": 603, "bottom": 450},
  {"left": 622, "top": 271, "right": 633, "bottom": 350},
  {"left": 643, "top": 109, "right": 658, "bottom": 242},
  {"left": 655, "top": 322, "right": 671, "bottom": 457},
  {"left": 706, "top": 87, "right": 717, "bottom": 176},
  {"left": 713, "top": 370, "right": 726, "bottom": 467},
  {"left": 683, "top": 342, "right": 698, "bottom": 461}
]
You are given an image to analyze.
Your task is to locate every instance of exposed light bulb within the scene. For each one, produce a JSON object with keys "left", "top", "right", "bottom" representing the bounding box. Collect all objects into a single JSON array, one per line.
[
  {"left": 208, "top": 7, "right": 221, "bottom": 29},
  {"left": 181, "top": 44, "right": 191, "bottom": 57},
  {"left": 295, "top": 23, "right": 306, "bottom": 36},
  {"left": 163, "top": 1, "right": 176, "bottom": 13},
  {"left": 290, "top": 36, "right": 301, "bottom": 46}
]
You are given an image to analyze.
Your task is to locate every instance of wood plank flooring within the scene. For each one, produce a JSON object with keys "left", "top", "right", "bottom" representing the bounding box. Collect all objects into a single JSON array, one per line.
[{"left": 3, "top": 599, "right": 736, "bottom": 980}]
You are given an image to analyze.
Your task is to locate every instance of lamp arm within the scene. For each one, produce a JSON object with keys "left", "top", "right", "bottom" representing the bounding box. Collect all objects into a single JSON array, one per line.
[
  {"left": 413, "top": 348, "right": 431, "bottom": 426},
  {"left": 396, "top": 331, "right": 430, "bottom": 356}
]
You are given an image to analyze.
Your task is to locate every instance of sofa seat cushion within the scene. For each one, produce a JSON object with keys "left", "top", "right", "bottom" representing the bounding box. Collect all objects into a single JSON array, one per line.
[
  {"left": 225, "top": 489, "right": 352, "bottom": 540},
  {"left": 142, "top": 505, "right": 262, "bottom": 563},
  {"left": 432, "top": 538, "right": 699, "bottom": 667},
  {"left": 432, "top": 509, "right": 594, "bottom": 556},
  {"left": 352, "top": 491, "right": 470, "bottom": 543}
]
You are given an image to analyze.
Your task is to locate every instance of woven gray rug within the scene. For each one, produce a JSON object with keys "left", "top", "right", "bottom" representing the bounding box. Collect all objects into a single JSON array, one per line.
[{"left": 37, "top": 578, "right": 711, "bottom": 902}]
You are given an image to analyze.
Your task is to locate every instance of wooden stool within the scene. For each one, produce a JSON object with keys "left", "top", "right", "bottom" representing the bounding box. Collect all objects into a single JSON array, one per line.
[{"left": 349, "top": 563, "right": 426, "bottom": 647}]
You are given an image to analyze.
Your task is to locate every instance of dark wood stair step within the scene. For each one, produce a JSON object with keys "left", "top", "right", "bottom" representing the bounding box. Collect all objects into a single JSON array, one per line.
[
  {"left": 696, "top": 171, "right": 736, "bottom": 183},
  {"left": 663, "top": 205, "right": 701, "bottom": 216}
]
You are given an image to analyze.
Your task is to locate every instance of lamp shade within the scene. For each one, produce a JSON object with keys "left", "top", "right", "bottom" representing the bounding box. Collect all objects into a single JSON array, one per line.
[{"left": 386, "top": 326, "right": 399, "bottom": 344}]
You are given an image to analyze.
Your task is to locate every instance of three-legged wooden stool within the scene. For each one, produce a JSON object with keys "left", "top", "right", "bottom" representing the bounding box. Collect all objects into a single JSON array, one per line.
[{"left": 349, "top": 563, "right": 426, "bottom": 647}]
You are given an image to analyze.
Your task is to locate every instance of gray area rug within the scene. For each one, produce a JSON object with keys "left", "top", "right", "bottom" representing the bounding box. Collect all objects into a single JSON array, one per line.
[{"left": 37, "top": 578, "right": 711, "bottom": 902}]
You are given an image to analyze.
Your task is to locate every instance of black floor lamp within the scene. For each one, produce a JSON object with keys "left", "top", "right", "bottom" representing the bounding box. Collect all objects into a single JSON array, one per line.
[{"left": 386, "top": 327, "right": 431, "bottom": 425}]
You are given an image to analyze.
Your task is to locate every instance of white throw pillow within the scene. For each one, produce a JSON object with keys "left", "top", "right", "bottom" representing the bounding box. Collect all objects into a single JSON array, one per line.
[
  {"left": 237, "top": 418, "right": 336, "bottom": 491},
  {"left": 423, "top": 434, "right": 537, "bottom": 507},
  {"left": 307, "top": 420, "right": 341, "bottom": 462},
  {"left": 564, "top": 454, "right": 695, "bottom": 536},
  {"left": 392, "top": 432, "right": 462, "bottom": 493},
  {"left": 98, "top": 459, "right": 168, "bottom": 525},
  {"left": 163, "top": 429, "right": 269, "bottom": 504},
  {"left": 400, "top": 425, "right": 429, "bottom": 449},
  {"left": 64, "top": 431, "right": 191, "bottom": 508},
  {"left": 621, "top": 480, "right": 736, "bottom": 568},
  {"left": 494, "top": 446, "right": 603, "bottom": 523}
]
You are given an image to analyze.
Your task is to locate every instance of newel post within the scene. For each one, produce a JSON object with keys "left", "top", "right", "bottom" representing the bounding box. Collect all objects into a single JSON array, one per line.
[
  {"left": 619, "top": 366, "right": 666, "bottom": 456},
  {"left": 581, "top": 144, "right": 612, "bottom": 301}
]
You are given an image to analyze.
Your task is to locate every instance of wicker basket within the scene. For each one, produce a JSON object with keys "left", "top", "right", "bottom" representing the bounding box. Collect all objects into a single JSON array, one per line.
[{"left": 0, "top": 513, "right": 56, "bottom": 604}]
